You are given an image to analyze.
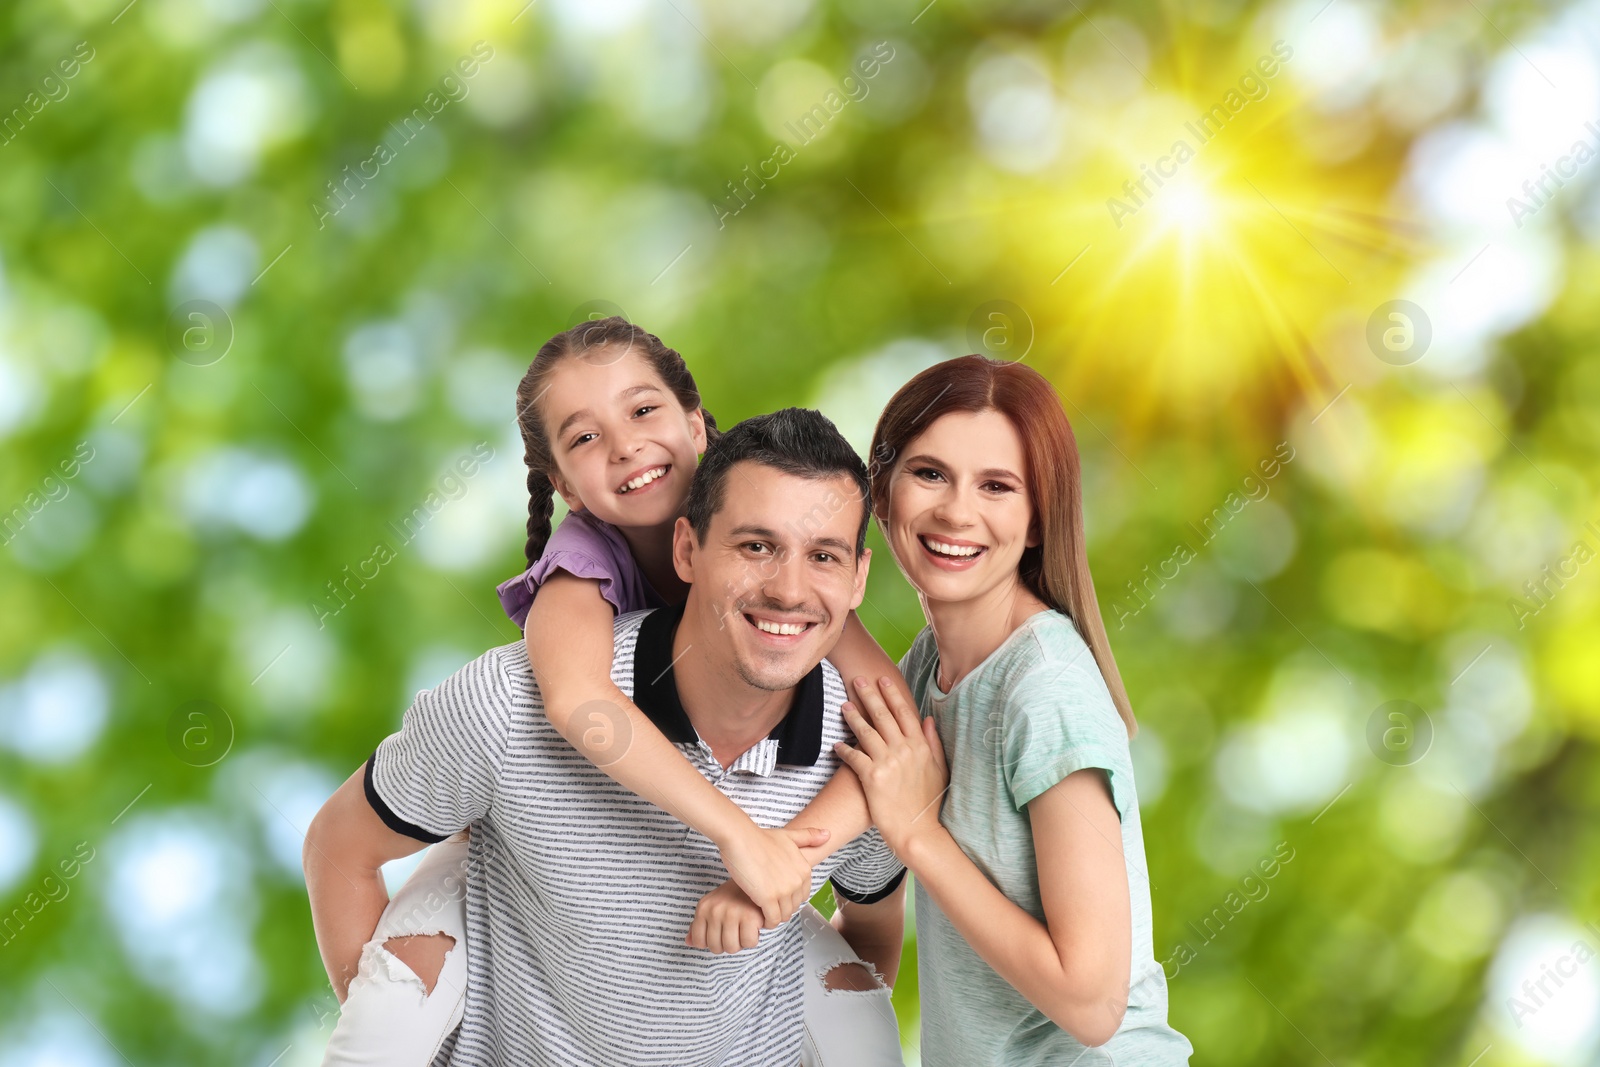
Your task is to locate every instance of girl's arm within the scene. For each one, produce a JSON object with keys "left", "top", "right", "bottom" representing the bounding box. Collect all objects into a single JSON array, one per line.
[
  {"left": 902, "top": 770, "right": 1133, "bottom": 1046},
  {"left": 779, "top": 611, "right": 909, "bottom": 859},
  {"left": 526, "top": 572, "right": 825, "bottom": 927}
]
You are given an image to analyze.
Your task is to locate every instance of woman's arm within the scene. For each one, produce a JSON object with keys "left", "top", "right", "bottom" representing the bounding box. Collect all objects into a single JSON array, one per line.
[
  {"left": 904, "top": 772, "right": 1132, "bottom": 1045},
  {"left": 837, "top": 679, "right": 1133, "bottom": 1046},
  {"left": 527, "top": 572, "right": 823, "bottom": 926}
]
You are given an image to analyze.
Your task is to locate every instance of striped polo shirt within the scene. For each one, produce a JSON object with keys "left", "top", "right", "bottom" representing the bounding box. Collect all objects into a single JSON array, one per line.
[{"left": 365, "top": 604, "right": 907, "bottom": 1067}]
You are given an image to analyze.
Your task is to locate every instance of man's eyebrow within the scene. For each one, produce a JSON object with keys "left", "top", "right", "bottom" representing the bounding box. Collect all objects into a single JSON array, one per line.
[
  {"left": 727, "top": 524, "right": 781, "bottom": 542},
  {"left": 809, "top": 535, "right": 855, "bottom": 558},
  {"left": 554, "top": 383, "right": 665, "bottom": 440},
  {"left": 727, "top": 524, "right": 855, "bottom": 559}
]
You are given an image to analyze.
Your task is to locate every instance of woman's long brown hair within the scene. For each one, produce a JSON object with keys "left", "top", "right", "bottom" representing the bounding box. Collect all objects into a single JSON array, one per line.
[{"left": 868, "top": 354, "right": 1136, "bottom": 736}]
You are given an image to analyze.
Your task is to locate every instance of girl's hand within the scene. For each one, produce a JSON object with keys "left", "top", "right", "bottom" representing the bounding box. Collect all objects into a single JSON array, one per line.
[
  {"left": 686, "top": 879, "right": 768, "bottom": 954},
  {"left": 717, "top": 825, "right": 829, "bottom": 928},
  {"left": 834, "top": 676, "right": 949, "bottom": 859}
]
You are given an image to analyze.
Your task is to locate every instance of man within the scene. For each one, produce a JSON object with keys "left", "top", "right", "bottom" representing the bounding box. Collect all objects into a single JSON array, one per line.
[{"left": 305, "top": 408, "right": 907, "bottom": 1065}]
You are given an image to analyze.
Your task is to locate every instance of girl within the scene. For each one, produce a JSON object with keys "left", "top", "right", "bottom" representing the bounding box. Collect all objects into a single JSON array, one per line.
[
  {"left": 322, "top": 317, "right": 909, "bottom": 1067},
  {"left": 833, "top": 355, "right": 1193, "bottom": 1064}
]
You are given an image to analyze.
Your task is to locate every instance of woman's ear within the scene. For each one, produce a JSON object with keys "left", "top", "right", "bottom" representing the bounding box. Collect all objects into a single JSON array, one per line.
[{"left": 1026, "top": 515, "right": 1042, "bottom": 549}]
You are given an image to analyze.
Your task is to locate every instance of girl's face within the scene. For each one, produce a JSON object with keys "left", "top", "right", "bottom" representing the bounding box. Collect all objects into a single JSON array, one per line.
[
  {"left": 881, "top": 408, "right": 1039, "bottom": 606},
  {"left": 541, "top": 347, "right": 707, "bottom": 530}
]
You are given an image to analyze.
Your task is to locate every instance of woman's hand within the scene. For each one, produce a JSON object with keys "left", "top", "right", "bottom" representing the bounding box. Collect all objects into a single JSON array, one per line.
[
  {"left": 834, "top": 676, "right": 950, "bottom": 859},
  {"left": 686, "top": 879, "right": 768, "bottom": 954},
  {"left": 715, "top": 825, "right": 829, "bottom": 928}
]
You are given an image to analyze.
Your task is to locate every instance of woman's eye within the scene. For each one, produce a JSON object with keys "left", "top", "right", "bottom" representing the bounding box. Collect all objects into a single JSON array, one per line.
[
  {"left": 984, "top": 482, "right": 1014, "bottom": 493},
  {"left": 913, "top": 467, "right": 943, "bottom": 482}
]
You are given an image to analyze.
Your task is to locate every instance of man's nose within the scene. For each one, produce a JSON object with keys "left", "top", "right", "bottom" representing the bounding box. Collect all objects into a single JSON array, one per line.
[{"left": 759, "top": 552, "right": 809, "bottom": 608}]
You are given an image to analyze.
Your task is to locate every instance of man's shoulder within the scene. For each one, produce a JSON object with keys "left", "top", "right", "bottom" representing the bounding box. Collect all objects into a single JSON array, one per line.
[
  {"left": 614, "top": 607, "right": 654, "bottom": 639},
  {"left": 817, "top": 657, "right": 847, "bottom": 713},
  {"left": 461, "top": 640, "right": 541, "bottom": 708}
]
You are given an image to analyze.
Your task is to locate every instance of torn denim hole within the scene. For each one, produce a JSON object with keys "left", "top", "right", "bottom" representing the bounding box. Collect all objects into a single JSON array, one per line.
[
  {"left": 363, "top": 933, "right": 459, "bottom": 1002},
  {"left": 818, "top": 959, "right": 890, "bottom": 995}
]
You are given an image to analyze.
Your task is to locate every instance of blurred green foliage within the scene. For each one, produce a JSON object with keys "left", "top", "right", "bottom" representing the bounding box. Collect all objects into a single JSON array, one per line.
[{"left": 2, "top": 0, "right": 1599, "bottom": 1065}]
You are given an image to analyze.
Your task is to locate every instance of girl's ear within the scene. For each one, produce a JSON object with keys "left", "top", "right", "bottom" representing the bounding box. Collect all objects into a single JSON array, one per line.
[
  {"left": 688, "top": 407, "right": 708, "bottom": 454},
  {"left": 549, "top": 470, "right": 584, "bottom": 514}
]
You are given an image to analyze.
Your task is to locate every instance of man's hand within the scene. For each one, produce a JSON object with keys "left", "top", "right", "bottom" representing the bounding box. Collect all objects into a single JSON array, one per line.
[
  {"left": 686, "top": 879, "right": 769, "bottom": 954},
  {"left": 715, "top": 824, "right": 829, "bottom": 927}
]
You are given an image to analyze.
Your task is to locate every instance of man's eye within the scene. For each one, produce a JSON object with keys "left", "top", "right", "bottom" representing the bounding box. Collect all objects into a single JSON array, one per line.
[
  {"left": 814, "top": 553, "right": 836, "bottom": 564},
  {"left": 744, "top": 542, "right": 771, "bottom": 554}
]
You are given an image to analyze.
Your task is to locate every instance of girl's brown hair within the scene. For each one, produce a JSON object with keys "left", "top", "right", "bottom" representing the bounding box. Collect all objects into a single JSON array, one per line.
[
  {"left": 868, "top": 354, "right": 1136, "bottom": 736},
  {"left": 515, "top": 316, "right": 719, "bottom": 566}
]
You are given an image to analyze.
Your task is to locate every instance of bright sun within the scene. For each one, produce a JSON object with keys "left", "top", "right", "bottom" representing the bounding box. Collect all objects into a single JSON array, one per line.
[{"left": 983, "top": 53, "right": 1414, "bottom": 421}]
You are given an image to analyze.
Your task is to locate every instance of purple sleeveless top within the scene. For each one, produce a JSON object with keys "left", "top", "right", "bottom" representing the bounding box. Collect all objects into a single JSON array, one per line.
[{"left": 495, "top": 508, "right": 667, "bottom": 628}]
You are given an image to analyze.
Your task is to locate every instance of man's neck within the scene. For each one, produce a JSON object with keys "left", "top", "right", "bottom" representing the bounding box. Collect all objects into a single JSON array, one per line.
[{"left": 671, "top": 603, "right": 794, "bottom": 769}]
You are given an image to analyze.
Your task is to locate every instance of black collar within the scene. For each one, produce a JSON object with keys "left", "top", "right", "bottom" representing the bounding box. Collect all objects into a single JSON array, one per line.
[{"left": 632, "top": 603, "right": 825, "bottom": 767}]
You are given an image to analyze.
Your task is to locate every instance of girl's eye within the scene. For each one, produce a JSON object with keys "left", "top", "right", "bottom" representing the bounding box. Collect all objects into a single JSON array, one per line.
[
  {"left": 633, "top": 405, "right": 658, "bottom": 418},
  {"left": 571, "top": 432, "right": 597, "bottom": 447}
]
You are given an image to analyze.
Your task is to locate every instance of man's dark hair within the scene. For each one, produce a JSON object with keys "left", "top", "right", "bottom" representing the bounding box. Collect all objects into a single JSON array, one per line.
[{"left": 685, "top": 408, "right": 871, "bottom": 557}]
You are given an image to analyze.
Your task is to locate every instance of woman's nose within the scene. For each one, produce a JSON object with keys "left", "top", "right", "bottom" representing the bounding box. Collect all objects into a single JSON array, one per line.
[{"left": 931, "top": 489, "right": 975, "bottom": 527}]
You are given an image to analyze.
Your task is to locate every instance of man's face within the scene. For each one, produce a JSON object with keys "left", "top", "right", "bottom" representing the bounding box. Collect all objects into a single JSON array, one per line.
[{"left": 674, "top": 462, "right": 870, "bottom": 692}]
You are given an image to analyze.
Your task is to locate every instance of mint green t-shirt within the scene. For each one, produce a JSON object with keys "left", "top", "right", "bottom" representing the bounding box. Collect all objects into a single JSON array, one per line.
[{"left": 900, "top": 610, "right": 1192, "bottom": 1066}]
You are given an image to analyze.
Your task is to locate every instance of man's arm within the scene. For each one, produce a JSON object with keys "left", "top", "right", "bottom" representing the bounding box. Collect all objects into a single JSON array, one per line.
[
  {"left": 832, "top": 877, "right": 907, "bottom": 986},
  {"left": 304, "top": 767, "right": 431, "bottom": 1001}
]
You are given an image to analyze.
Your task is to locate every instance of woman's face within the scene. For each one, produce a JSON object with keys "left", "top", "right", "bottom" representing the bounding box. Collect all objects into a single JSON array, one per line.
[
  {"left": 881, "top": 408, "right": 1039, "bottom": 606},
  {"left": 541, "top": 346, "right": 707, "bottom": 530}
]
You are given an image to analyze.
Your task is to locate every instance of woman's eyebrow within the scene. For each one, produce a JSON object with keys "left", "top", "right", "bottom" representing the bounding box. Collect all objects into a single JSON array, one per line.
[{"left": 903, "top": 453, "right": 1022, "bottom": 481}]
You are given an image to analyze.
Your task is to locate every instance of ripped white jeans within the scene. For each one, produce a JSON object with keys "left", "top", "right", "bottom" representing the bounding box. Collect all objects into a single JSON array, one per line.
[{"left": 320, "top": 833, "right": 904, "bottom": 1067}]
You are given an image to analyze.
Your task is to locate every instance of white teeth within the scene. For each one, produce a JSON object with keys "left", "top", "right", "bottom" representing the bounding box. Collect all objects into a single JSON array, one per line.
[
  {"left": 923, "top": 537, "right": 982, "bottom": 558},
  {"left": 753, "top": 618, "right": 808, "bottom": 636},
  {"left": 618, "top": 466, "right": 667, "bottom": 493}
]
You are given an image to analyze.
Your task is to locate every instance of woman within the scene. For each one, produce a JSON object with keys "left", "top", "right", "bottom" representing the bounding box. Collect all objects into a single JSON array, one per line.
[{"left": 833, "top": 355, "right": 1193, "bottom": 1064}]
